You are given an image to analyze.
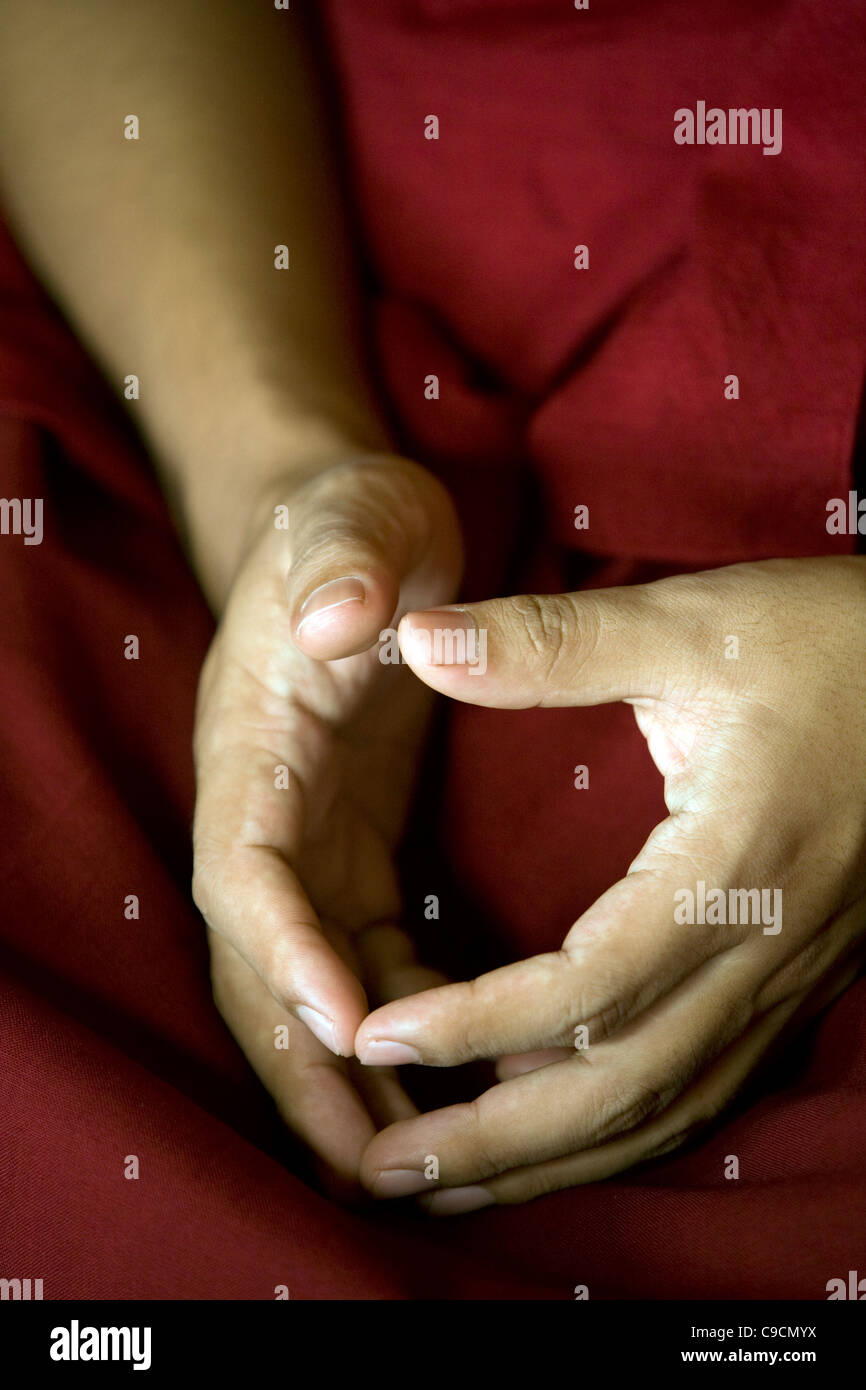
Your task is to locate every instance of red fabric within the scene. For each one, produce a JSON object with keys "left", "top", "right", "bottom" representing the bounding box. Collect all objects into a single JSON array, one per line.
[{"left": 2, "top": 0, "right": 865, "bottom": 1298}]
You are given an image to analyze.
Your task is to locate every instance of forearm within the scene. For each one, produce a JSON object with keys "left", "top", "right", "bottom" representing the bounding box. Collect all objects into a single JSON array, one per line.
[{"left": 0, "top": 0, "right": 389, "bottom": 607}]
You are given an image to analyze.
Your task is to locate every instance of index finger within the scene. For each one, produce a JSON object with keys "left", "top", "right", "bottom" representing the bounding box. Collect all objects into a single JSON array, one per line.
[
  {"left": 193, "top": 739, "right": 369, "bottom": 1056},
  {"left": 354, "top": 811, "right": 750, "bottom": 1066}
]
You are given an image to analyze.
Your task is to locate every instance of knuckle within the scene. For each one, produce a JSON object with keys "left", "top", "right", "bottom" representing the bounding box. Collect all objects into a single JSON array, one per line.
[
  {"left": 191, "top": 860, "right": 217, "bottom": 924},
  {"left": 646, "top": 1097, "right": 721, "bottom": 1161},
  {"left": 592, "top": 1081, "right": 669, "bottom": 1143},
  {"left": 508, "top": 593, "right": 575, "bottom": 682},
  {"left": 559, "top": 951, "right": 634, "bottom": 1044},
  {"left": 495, "top": 1168, "right": 560, "bottom": 1206},
  {"left": 191, "top": 839, "right": 235, "bottom": 933},
  {"left": 262, "top": 933, "right": 294, "bottom": 1007},
  {"left": 582, "top": 995, "right": 632, "bottom": 1045},
  {"left": 646, "top": 1125, "right": 696, "bottom": 1162},
  {"left": 459, "top": 976, "right": 491, "bottom": 1061},
  {"left": 462, "top": 1095, "right": 505, "bottom": 1179}
]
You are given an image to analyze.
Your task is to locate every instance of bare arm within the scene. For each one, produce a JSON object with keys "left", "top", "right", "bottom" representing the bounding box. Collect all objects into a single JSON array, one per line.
[{"left": 0, "top": 0, "right": 389, "bottom": 607}]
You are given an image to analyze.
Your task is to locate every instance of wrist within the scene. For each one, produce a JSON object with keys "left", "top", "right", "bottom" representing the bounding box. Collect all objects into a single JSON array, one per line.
[{"left": 165, "top": 399, "right": 392, "bottom": 613}]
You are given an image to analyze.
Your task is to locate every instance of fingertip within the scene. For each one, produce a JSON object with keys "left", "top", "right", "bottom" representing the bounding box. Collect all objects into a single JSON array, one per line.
[
  {"left": 397, "top": 607, "right": 489, "bottom": 688},
  {"left": 353, "top": 1002, "right": 407, "bottom": 1062},
  {"left": 290, "top": 963, "right": 370, "bottom": 1059},
  {"left": 296, "top": 1005, "right": 344, "bottom": 1056},
  {"left": 290, "top": 572, "right": 398, "bottom": 659},
  {"left": 356, "top": 1039, "right": 422, "bottom": 1067},
  {"left": 357, "top": 1124, "right": 424, "bottom": 1198},
  {"left": 421, "top": 1186, "right": 496, "bottom": 1217},
  {"left": 295, "top": 575, "right": 367, "bottom": 631}
]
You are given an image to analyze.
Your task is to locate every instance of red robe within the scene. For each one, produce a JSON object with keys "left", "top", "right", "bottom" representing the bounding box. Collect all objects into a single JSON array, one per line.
[{"left": 1, "top": 0, "right": 864, "bottom": 1298}]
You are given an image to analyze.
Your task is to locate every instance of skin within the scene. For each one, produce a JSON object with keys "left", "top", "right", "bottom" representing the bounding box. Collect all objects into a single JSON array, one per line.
[
  {"left": 0, "top": 0, "right": 391, "bottom": 608},
  {"left": 0, "top": 0, "right": 463, "bottom": 1192},
  {"left": 193, "top": 453, "right": 463, "bottom": 1195},
  {"left": 2, "top": 3, "right": 862, "bottom": 1210},
  {"left": 352, "top": 558, "right": 866, "bottom": 1211}
]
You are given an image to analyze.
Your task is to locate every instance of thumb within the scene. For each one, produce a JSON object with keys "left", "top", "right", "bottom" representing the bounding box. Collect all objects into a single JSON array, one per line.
[
  {"left": 397, "top": 581, "right": 694, "bottom": 708},
  {"left": 285, "top": 456, "right": 461, "bottom": 661}
]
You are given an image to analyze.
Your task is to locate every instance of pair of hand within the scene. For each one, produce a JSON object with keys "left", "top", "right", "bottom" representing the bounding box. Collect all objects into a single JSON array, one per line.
[{"left": 192, "top": 455, "right": 866, "bottom": 1212}]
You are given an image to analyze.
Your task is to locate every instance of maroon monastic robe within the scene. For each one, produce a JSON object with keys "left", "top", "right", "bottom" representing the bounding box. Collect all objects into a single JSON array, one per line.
[{"left": 1, "top": 0, "right": 864, "bottom": 1297}]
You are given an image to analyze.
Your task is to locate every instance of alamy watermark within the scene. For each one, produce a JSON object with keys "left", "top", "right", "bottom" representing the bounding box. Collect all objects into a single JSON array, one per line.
[
  {"left": 379, "top": 625, "right": 488, "bottom": 675},
  {"left": 50, "top": 1321, "right": 152, "bottom": 1371},
  {"left": 1, "top": 1277, "right": 43, "bottom": 1299},
  {"left": 674, "top": 103, "right": 782, "bottom": 156},
  {"left": 826, "top": 491, "right": 866, "bottom": 535},
  {"left": 0, "top": 497, "right": 43, "bottom": 545},
  {"left": 674, "top": 881, "right": 782, "bottom": 935}
]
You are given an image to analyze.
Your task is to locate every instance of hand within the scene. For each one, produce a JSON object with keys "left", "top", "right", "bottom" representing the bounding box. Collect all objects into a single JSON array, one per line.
[
  {"left": 355, "top": 557, "right": 866, "bottom": 1212},
  {"left": 191, "top": 453, "right": 462, "bottom": 1192}
]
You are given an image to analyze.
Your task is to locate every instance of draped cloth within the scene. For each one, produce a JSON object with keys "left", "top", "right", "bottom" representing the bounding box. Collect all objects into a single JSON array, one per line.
[{"left": 1, "top": 0, "right": 864, "bottom": 1298}]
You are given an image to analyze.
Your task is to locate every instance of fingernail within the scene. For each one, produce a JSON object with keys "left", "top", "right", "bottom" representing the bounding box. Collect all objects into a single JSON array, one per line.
[
  {"left": 372, "top": 1169, "right": 431, "bottom": 1198},
  {"left": 358, "top": 1040, "right": 422, "bottom": 1066},
  {"left": 296, "top": 577, "right": 366, "bottom": 634},
  {"left": 425, "top": 1186, "right": 495, "bottom": 1217},
  {"left": 400, "top": 608, "right": 478, "bottom": 667},
  {"left": 297, "top": 1005, "right": 341, "bottom": 1056}
]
